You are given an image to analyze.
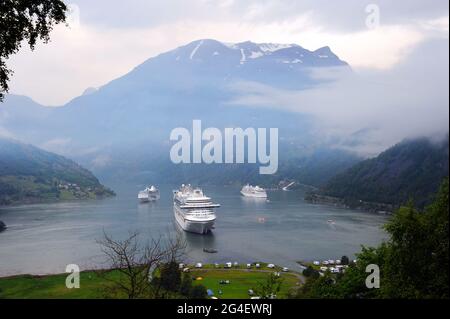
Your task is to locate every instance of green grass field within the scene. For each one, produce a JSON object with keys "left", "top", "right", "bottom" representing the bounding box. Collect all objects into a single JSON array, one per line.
[
  {"left": 0, "top": 265, "right": 302, "bottom": 299},
  {"left": 0, "top": 271, "right": 121, "bottom": 299},
  {"left": 190, "top": 269, "right": 300, "bottom": 299}
]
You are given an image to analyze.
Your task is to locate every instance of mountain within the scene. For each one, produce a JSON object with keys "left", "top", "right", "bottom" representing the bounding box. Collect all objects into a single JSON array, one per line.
[
  {"left": 51, "top": 39, "right": 349, "bottom": 145},
  {"left": 0, "top": 138, "right": 115, "bottom": 205},
  {"left": 0, "top": 39, "right": 349, "bottom": 145},
  {"left": 319, "top": 137, "right": 449, "bottom": 208},
  {"left": 0, "top": 39, "right": 355, "bottom": 185}
]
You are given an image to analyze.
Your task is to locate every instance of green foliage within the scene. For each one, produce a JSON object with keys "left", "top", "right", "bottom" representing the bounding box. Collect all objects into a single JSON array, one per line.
[
  {"left": 0, "top": 0, "right": 67, "bottom": 101},
  {"left": 159, "top": 261, "right": 181, "bottom": 293},
  {"left": 296, "top": 178, "right": 449, "bottom": 299},
  {"left": 296, "top": 270, "right": 341, "bottom": 299},
  {"left": 253, "top": 273, "right": 284, "bottom": 299},
  {"left": 322, "top": 138, "right": 449, "bottom": 208},
  {"left": 0, "top": 138, "right": 114, "bottom": 205},
  {"left": 340, "top": 255, "right": 350, "bottom": 265},
  {"left": 179, "top": 274, "right": 193, "bottom": 297},
  {"left": 189, "top": 284, "right": 208, "bottom": 299},
  {"left": 333, "top": 245, "right": 389, "bottom": 299},
  {"left": 381, "top": 178, "right": 449, "bottom": 298},
  {"left": 303, "top": 266, "right": 320, "bottom": 279}
]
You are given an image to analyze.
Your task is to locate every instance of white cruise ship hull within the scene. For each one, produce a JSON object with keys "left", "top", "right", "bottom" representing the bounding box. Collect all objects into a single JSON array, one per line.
[
  {"left": 174, "top": 207, "right": 215, "bottom": 234},
  {"left": 148, "top": 193, "right": 160, "bottom": 201},
  {"left": 138, "top": 192, "right": 160, "bottom": 203},
  {"left": 240, "top": 191, "right": 267, "bottom": 198}
]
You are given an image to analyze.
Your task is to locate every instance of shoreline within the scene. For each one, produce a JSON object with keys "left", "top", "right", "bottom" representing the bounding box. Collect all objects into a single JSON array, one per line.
[
  {"left": 0, "top": 263, "right": 303, "bottom": 299},
  {"left": 304, "top": 193, "right": 396, "bottom": 214},
  {"left": 0, "top": 193, "right": 116, "bottom": 208},
  {"left": 0, "top": 262, "right": 303, "bottom": 279}
]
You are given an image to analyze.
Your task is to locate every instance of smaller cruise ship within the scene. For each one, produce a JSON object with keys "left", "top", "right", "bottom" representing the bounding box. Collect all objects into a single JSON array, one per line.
[
  {"left": 240, "top": 184, "right": 268, "bottom": 198},
  {"left": 138, "top": 185, "right": 160, "bottom": 203}
]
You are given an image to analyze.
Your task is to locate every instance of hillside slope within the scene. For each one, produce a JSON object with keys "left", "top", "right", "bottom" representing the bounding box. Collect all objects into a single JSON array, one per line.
[
  {"left": 0, "top": 138, "right": 115, "bottom": 205},
  {"left": 319, "top": 137, "right": 449, "bottom": 208},
  {"left": 0, "top": 40, "right": 352, "bottom": 186}
]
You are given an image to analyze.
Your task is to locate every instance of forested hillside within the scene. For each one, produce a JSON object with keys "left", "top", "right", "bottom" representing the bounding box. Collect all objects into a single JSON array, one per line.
[
  {"left": 0, "top": 138, "right": 114, "bottom": 205},
  {"left": 320, "top": 137, "right": 449, "bottom": 207}
]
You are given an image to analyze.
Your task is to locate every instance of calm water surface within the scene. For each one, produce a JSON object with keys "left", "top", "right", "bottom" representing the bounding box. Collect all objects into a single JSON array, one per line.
[{"left": 0, "top": 184, "right": 389, "bottom": 276}]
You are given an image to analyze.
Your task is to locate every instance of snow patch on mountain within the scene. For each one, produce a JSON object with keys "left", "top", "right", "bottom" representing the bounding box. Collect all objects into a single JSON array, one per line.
[
  {"left": 222, "top": 42, "right": 238, "bottom": 49},
  {"left": 258, "top": 43, "right": 296, "bottom": 53},
  {"left": 249, "top": 51, "right": 264, "bottom": 59},
  {"left": 240, "top": 49, "right": 246, "bottom": 64},
  {"left": 190, "top": 40, "right": 204, "bottom": 60}
]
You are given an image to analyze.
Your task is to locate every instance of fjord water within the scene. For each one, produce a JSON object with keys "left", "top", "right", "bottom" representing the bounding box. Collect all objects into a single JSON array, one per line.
[{"left": 0, "top": 184, "right": 389, "bottom": 276}]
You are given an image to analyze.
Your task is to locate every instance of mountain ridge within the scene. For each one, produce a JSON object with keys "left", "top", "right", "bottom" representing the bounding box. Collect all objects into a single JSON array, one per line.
[
  {"left": 1, "top": 39, "right": 357, "bottom": 186},
  {"left": 317, "top": 137, "right": 449, "bottom": 208},
  {"left": 0, "top": 137, "right": 115, "bottom": 206}
]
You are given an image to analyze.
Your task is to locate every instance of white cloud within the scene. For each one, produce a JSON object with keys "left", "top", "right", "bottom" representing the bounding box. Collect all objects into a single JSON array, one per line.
[
  {"left": 0, "top": 126, "right": 15, "bottom": 139},
  {"left": 419, "top": 16, "right": 449, "bottom": 33},
  {"left": 91, "top": 154, "right": 111, "bottom": 168},
  {"left": 313, "top": 25, "right": 426, "bottom": 70},
  {"left": 5, "top": 1, "right": 449, "bottom": 105},
  {"left": 228, "top": 38, "right": 449, "bottom": 155},
  {"left": 40, "top": 138, "right": 72, "bottom": 154}
]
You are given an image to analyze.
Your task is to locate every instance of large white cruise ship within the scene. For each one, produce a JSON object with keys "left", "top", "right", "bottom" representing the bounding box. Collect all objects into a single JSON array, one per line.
[
  {"left": 138, "top": 185, "right": 160, "bottom": 203},
  {"left": 240, "top": 184, "right": 268, "bottom": 198},
  {"left": 173, "top": 184, "right": 220, "bottom": 234}
]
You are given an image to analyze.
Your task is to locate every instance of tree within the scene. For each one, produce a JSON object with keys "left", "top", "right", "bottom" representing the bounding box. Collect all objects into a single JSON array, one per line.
[
  {"left": 97, "top": 231, "right": 186, "bottom": 299},
  {"left": 295, "top": 178, "right": 449, "bottom": 299},
  {"left": 296, "top": 271, "right": 338, "bottom": 299},
  {"left": 424, "top": 178, "right": 449, "bottom": 297},
  {"left": 189, "top": 284, "right": 208, "bottom": 299},
  {"left": 179, "top": 274, "right": 193, "bottom": 297},
  {"left": 253, "top": 273, "right": 283, "bottom": 299},
  {"left": 382, "top": 178, "right": 449, "bottom": 298},
  {"left": 159, "top": 261, "right": 182, "bottom": 294},
  {"left": 303, "top": 266, "right": 320, "bottom": 279},
  {"left": 340, "top": 255, "right": 350, "bottom": 265},
  {"left": 0, "top": 0, "right": 67, "bottom": 101}
]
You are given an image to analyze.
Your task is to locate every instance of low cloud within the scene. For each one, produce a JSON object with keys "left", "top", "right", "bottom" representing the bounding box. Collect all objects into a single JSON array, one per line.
[
  {"left": 0, "top": 126, "right": 15, "bottom": 139},
  {"left": 7, "top": 1, "right": 448, "bottom": 105},
  {"left": 40, "top": 138, "right": 72, "bottom": 154},
  {"left": 229, "top": 38, "right": 449, "bottom": 156},
  {"left": 91, "top": 154, "right": 111, "bottom": 168},
  {"left": 69, "top": 0, "right": 448, "bottom": 32}
]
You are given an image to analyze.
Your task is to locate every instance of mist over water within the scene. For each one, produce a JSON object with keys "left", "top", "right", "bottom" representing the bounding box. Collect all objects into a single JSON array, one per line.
[{"left": 0, "top": 183, "right": 389, "bottom": 276}]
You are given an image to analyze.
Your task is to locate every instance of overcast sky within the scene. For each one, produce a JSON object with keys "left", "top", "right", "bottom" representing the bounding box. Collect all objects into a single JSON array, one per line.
[{"left": 6, "top": 0, "right": 448, "bottom": 106}]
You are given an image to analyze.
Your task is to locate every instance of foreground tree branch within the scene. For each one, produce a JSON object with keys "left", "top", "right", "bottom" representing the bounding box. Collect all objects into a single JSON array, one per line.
[
  {"left": 96, "top": 230, "right": 186, "bottom": 299},
  {"left": 0, "top": 0, "right": 67, "bottom": 101}
]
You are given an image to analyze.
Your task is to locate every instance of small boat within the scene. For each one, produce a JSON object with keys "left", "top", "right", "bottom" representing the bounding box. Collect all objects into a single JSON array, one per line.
[{"left": 203, "top": 248, "right": 218, "bottom": 253}]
